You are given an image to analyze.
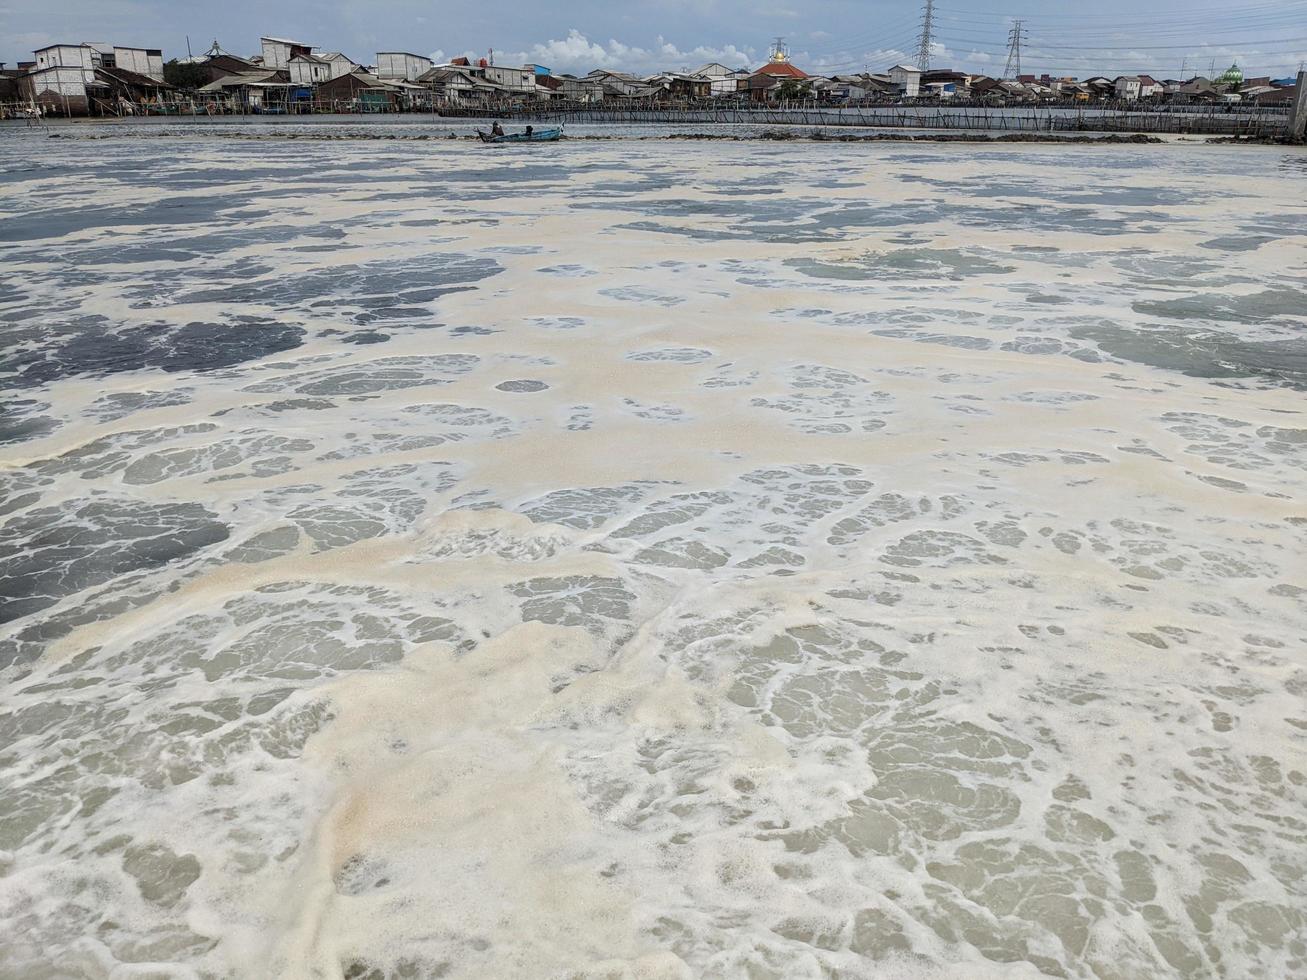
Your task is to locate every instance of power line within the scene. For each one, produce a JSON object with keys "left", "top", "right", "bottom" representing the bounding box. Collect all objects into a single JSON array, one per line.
[
  {"left": 937, "top": 0, "right": 1307, "bottom": 22},
  {"left": 942, "top": 33, "right": 1307, "bottom": 51},
  {"left": 791, "top": 7, "right": 1307, "bottom": 77},
  {"left": 935, "top": 19, "right": 1307, "bottom": 43},
  {"left": 931, "top": 5, "right": 1307, "bottom": 43},
  {"left": 942, "top": 39, "right": 1307, "bottom": 62},
  {"left": 790, "top": 3, "right": 1307, "bottom": 74},
  {"left": 799, "top": 17, "right": 924, "bottom": 58},
  {"left": 939, "top": 10, "right": 1307, "bottom": 31}
]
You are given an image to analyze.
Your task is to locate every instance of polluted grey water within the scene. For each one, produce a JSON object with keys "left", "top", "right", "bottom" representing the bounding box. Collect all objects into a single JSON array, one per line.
[{"left": 1, "top": 123, "right": 1306, "bottom": 979}]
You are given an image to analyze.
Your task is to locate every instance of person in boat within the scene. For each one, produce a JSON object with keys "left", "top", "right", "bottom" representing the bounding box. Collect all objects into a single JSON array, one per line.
[
  {"left": 525, "top": 125, "right": 533, "bottom": 137},
  {"left": 491, "top": 121, "right": 504, "bottom": 137}
]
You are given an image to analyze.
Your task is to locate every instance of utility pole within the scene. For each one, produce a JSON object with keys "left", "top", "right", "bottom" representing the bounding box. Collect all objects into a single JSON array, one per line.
[
  {"left": 1004, "top": 20, "right": 1026, "bottom": 80},
  {"left": 916, "top": 0, "right": 935, "bottom": 71},
  {"left": 1291, "top": 69, "right": 1307, "bottom": 141}
]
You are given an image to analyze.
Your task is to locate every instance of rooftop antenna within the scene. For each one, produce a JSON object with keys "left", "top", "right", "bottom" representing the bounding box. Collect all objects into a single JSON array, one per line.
[
  {"left": 770, "top": 37, "right": 789, "bottom": 62},
  {"left": 916, "top": 0, "right": 935, "bottom": 70},
  {"left": 488, "top": 47, "right": 494, "bottom": 66},
  {"left": 1004, "top": 19, "right": 1026, "bottom": 79}
]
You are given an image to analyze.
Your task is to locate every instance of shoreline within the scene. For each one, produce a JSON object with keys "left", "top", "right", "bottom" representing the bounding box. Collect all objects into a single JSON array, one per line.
[
  {"left": 36, "top": 129, "right": 1177, "bottom": 144},
  {"left": 24, "top": 120, "right": 1305, "bottom": 145}
]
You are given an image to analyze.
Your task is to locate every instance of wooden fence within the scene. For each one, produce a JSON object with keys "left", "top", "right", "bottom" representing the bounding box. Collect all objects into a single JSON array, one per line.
[
  {"left": 6, "top": 94, "right": 1292, "bottom": 137},
  {"left": 491, "top": 100, "right": 1292, "bottom": 137}
]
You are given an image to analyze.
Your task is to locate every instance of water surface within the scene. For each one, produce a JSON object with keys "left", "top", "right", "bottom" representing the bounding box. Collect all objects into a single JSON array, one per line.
[{"left": 1, "top": 131, "right": 1306, "bottom": 979}]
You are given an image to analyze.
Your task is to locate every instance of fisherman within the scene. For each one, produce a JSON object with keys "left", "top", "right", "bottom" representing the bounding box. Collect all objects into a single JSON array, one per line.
[
  {"left": 491, "top": 121, "right": 504, "bottom": 137},
  {"left": 525, "top": 125, "right": 533, "bottom": 137}
]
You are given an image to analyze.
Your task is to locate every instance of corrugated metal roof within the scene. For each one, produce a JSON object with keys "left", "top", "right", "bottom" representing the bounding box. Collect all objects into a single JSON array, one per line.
[
  {"left": 753, "top": 62, "right": 807, "bottom": 79},
  {"left": 96, "top": 66, "right": 172, "bottom": 88},
  {"left": 198, "top": 70, "right": 287, "bottom": 91}
]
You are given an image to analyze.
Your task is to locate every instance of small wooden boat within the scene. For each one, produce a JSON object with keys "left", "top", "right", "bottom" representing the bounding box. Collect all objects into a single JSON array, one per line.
[{"left": 477, "top": 126, "right": 563, "bottom": 144}]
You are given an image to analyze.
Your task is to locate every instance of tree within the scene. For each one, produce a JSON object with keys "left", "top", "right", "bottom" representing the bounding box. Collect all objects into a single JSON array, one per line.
[
  {"left": 163, "top": 59, "right": 209, "bottom": 91},
  {"left": 776, "top": 79, "right": 812, "bottom": 101}
]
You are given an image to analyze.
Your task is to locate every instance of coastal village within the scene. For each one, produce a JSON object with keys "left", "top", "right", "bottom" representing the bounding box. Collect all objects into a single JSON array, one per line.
[{"left": 0, "top": 35, "right": 1300, "bottom": 118}]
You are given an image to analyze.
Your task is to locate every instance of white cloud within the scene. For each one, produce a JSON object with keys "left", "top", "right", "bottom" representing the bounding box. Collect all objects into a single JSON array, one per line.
[
  {"left": 485, "top": 29, "right": 756, "bottom": 75},
  {"left": 532, "top": 30, "right": 612, "bottom": 67}
]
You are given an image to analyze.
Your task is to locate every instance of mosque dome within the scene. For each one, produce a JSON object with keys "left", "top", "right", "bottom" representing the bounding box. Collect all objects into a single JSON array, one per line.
[{"left": 1219, "top": 63, "right": 1243, "bottom": 85}]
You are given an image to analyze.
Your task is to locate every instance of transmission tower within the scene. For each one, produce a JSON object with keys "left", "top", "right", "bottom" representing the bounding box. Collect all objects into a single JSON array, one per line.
[
  {"left": 1004, "top": 20, "right": 1027, "bottom": 80},
  {"left": 916, "top": 0, "right": 936, "bottom": 71}
]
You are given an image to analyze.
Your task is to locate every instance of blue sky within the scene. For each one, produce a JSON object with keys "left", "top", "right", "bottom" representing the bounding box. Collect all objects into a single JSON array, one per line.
[{"left": 4, "top": 0, "right": 1306, "bottom": 78}]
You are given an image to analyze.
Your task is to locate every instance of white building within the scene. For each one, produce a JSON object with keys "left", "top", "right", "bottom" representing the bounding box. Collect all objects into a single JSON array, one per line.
[
  {"left": 111, "top": 46, "right": 164, "bottom": 81},
  {"left": 376, "top": 52, "right": 433, "bottom": 82},
  {"left": 1113, "top": 75, "right": 1162, "bottom": 100},
  {"left": 692, "top": 62, "right": 750, "bottom": 97},
  {"left": 260, "top": 37, "right": 313, "bottom": 70},
  {"left": 482, "top": 64, "right": 535, "bottom": 93},
  {"left": 27, "top": 45, "right": 97, "bottom": 108},
  {"left": 288, "top": 53, "right": 331, "bottom": 86},
  {"left": 24, "top": 39, "right": 167, "bottom": 113},
  {"left": 888, "top": 64, "right": 922, "bottom": 97},
  {"left": 34, "top": 44, "right": 95, "bottom": 74},
  {"left": 319, "top": 52, "right": 360, "bottom": 79},
  {"left": 84, "top": 41, "right": 116, "bottom": 70},
  {"left": 1137, "top": 75, "right": 1164, "bottom": 98}
]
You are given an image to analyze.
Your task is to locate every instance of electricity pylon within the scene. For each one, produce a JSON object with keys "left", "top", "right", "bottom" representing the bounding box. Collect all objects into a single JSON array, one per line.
[
  {"left": 1004, "top": 20, "right": 1027, "bottom": 80},
  {"left": 916, "top": 0, "right": 935, "bottom": 71}
]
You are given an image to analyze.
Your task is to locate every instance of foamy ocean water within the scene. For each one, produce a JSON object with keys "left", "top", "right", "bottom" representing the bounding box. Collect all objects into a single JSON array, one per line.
[{"left": 1, "top": 128, "right": 1306, "bottom": 980}]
